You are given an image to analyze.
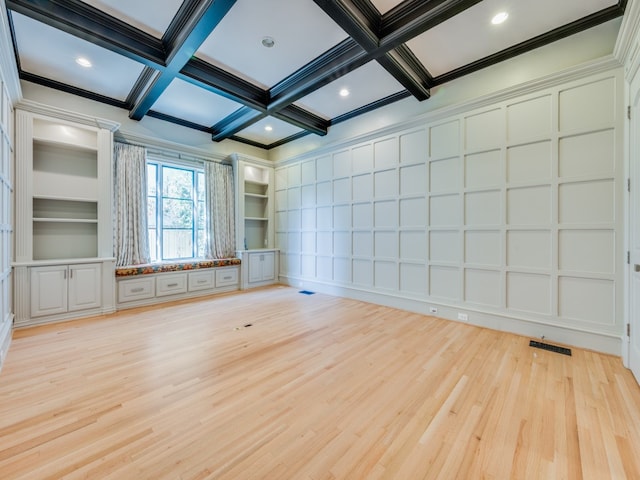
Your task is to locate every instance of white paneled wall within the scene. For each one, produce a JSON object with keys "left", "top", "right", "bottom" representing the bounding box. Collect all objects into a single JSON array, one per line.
[
  {"left": 0, "top": 75, "right": 13, "bottom": 367},
  {"left": 275, "top": 70, "right": 624, "bottom": 354}
]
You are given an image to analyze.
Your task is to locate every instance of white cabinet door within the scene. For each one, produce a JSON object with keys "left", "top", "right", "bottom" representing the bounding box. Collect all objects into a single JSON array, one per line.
[
  {"left": 261, "top": 252, "right": 275, "bottom": 281},
  {"left": 31, "top": 265, "right": 68, "bottom": 317},
  {"left": 248, "top": 253, "right": 264, "bottom": 283},
  {"left": 68, "top": 263, "right": 101, "bottom": 312}
]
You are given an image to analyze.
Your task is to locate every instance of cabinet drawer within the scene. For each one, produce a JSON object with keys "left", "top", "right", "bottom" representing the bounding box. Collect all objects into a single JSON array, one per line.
[
  {"left": 188, "top": 270, "right": 215, "bottom": 291},
  {"left": 216, "top": 267, "right": 238, "bottom": 287},
  {"left": 156, "top": 274, "right": 188, "bottom": 297},
  {"left": 118, "top": 277, "right": 155, "bottom": 303}
]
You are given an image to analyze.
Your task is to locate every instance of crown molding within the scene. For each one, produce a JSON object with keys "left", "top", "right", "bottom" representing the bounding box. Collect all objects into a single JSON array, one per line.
[
  {"left": 16, "top": 98, "right": 120, "bottom": 131},
  {"left": 616, "top": 0, "right": 640, "bottom": 79}
]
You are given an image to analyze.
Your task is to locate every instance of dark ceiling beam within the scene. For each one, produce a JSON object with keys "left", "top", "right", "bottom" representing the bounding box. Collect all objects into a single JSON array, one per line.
[
  {"left": 432, "top": 3, "right": 629, "bottom": 87},
  {"left": 179, "top": 57, "right": 268, "bottom": 112},
  {"left": 129, "top": 0, "right": 236, "bottom": 120},
  {"left": 6, "top": 0, "right": 166, "bottom": 68},
  {"left": 312, "top": 0, "right": 431, "bottom": 100},
  {"left": 272, "top": 105, "right": 329, "bottom": 136},
  {"left": 211, "top": 107, "right": 266, "bottom": 142}
]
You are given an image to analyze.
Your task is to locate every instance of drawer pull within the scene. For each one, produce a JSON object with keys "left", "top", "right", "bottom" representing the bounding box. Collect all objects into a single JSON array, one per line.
[
  {"left": 167, "top": 283, "right": 178, "bottom": 287},
  {"left": 131, "top": 287, "right": 144, "bottom": 293},
  {"left": 223, "top": 276, "right": 232, "bottom": 280},
  {"left": 197, "top": 279, "right": 207, "bottom": 284}
]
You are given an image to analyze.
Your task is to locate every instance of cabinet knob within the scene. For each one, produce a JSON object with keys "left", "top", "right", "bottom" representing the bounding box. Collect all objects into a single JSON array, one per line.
[{"left": 635, "top": 264, "right": 640, "bottom": 272}]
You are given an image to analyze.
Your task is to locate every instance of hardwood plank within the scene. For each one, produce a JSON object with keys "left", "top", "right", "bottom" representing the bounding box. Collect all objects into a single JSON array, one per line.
[{"left": 0, "top": 286, "right": 639, "bottom": 479}]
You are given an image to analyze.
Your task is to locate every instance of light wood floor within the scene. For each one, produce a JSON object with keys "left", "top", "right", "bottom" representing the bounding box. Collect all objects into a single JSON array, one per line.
[{"left": 1, "top": 286, "right": 639, "bottom": 479}]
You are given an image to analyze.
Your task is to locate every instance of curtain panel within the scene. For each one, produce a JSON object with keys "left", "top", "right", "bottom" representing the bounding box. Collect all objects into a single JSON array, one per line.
[
  {"left": 113, "top": 142, "right": 150, "bottom": 266},
  {"left": 205, "top": 162, "right": 236, "bottom": 258}
]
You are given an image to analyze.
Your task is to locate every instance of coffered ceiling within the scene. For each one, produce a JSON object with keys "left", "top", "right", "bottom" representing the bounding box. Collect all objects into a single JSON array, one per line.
[{"left": 5, "top": 0, "right": 627, "bottom": 149}]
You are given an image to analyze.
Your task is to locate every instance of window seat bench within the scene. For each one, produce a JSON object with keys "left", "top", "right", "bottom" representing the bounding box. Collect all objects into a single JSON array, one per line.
[{"left": 115, "top": 258, "right": 241, "bottom": 309}]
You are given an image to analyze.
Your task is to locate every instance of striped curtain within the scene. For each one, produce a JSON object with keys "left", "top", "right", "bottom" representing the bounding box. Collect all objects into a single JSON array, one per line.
[
  {"left": 113, "top": 142, "right": 150, "bottom": 266},
  {"left": 205, "top": 161, "right": 235, "bottom": 258}
]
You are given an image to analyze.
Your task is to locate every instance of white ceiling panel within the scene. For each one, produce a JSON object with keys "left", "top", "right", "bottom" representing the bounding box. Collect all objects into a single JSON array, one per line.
[
  {"left": 236, "top": 116, "right": 304, "bottom": 145},
  {"left": 80, "top": 0, "right": 183, "bottom": 38},
  {"left": 195, "top": 0, "right": 349, "bottom": 89},
  {"left": 295, "top": 61, "right": 405, "bottom": 120},
  {"left": 407, "top": 0, "right": 618, "bottom": 77},
  {"left": 150, "top": 79, "right": 243, "bottom": 128},
  {"left": 11, "top": 12, "right": 145, "bottom": 101}
]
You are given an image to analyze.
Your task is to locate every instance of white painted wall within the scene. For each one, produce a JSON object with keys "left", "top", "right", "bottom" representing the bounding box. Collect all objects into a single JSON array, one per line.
[{"left": 274, "top": 67, "right": 625, "bottom": 355}]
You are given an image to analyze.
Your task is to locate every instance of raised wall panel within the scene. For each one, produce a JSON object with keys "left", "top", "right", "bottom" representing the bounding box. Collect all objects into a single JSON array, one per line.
[
  {"left": 507, "top": 230, "right": 551, "bottom": 268},
  {"left": 287, "top": 210, "right": 301, "bottom": 231},
  {"left": 558, "top": 276, "right": 614, "bottom": 325},
  {"left": 333, "top": 177, "right": 351, "bottom": 204},
  {"left": 430, "top": 120, "right": 459, "bottom": 159},
  {"left": 353, "top": 203, "right": 373, "bottom": 229},
  {"left": 559, "top": 229, "right": 614, "bottom": 274},
  {"left": 287, "top": 187, "right": 301, "bottom": 210},
  {"left": 375, "top": 261, "right": 398, "bottom": 290},
  {"left": 288, "top": 163, "right": 301, "bottom": 186},
  {"left": 375, "top": 169, "right": 398, "bottom": 198},
  {"left": 275, "top": 211, "right": 286, "bottom": 229},
  {"left": 430, "top": 230, "right": 459, "bottom": 263},
  {"left": 507, "top": 95, "right": 552, "bottom": 142},
  {"left": 400, "top": 263, "right": 427, "bottom": 295},
  {"left": 374, "top": 138, "right": 398, "bottom": 169},
  {"left": 400, "top": 164, "right": 427, "bottom": 195},
  {"left": 353, "top": 231, "right": 373, "bottom": 257},
  {"left": 465, "top": 150, "right": 501, "bottom": 189},
  {"left": 316, "top": 155, "right": 333, "bottom": 181},
  {"left": 317, "top": 232, "right": 332, "bottom": 255},
  {"left": 465, "top": 109, "right": 503, "bottom": 152},
  {"left": 465, "top": 269, "right": 501, "bottom": 307},
  {"left": 374, "top": 200, "right": 398, "bottom": 228},
  {"left": 430, "top": 157, "right": 460, "bottom": 193},
  {"left": 301, "top": 184, "right": 316, "bottom": 207},
  {"left": 400, "top": 197, "right": 427, "bottom": 228},
  {"left": 301, "top": 208, "right": 315, "bottom": 230},
  {"left": 507, "top": 141, "right": 552, "bottom": 184},
  {"left": 465, "top": 190, "right": 501, "bottom": 226},
  {"left": 558, "top": 180, "right": 614, "bottom": 224},
  {"left": 301, "top": 255, "right": 316, "bottom": 277},
  {"left": 506, "top": 272, "right": 551, "bottom": 314},
  {"left": 430, "top": 266, "right": 460, "bottom": 300},
  {"left": 287, "top": 254, "right": 300, "bottom": 276},
  {"left": 317, "top": 256, "right": 333, "bottom": 281},
  {"left": 276, "top": 232, "right": 287, "bottom": 250},
  {"left": 507, "top": 186, "right": 551, "bottom": 225},
  {"left": 559, "top": 77, "right": 615, "bottom": 132},
  {"left": 275, "top": 189, "right": 287, "bottom": 211},
  {"left": 559, "top": 130, "right": 615, "bottom": 178},
  {"left": 275, "top": 167, "right": 287, "bottom": 191},
  {"left": 353, "top": 173, "right": 373, "bottom": 201},
  {"left": 301, "top": 159, "right": 316, "bottom": 184},
  {"left": 333, "top": 150, "right": 351, "bottom": 178},
  {"left": 333, "top": 205, "right": 351, "bottom": 230},
  {"left": 352, "top": 144, "right": 373, "bottom": 173},
  {"left": 301, "top": 231, "right": 315, "bottom": 253},
  {"left": 430, "top": 194, "right": 461, "bottom": 227},
  {"left": 317, "top": 181, "right": 332, "bottom": 205},
  {"left": 334, "top": 257, "right": 352, "bottom": 283},
  {"left": 375, "top": 231, "right": 397, "bottom": 258},
  {"left": 465, "top": 230, "right": 501, "bottom": 266},
  {"left": 400, "top": 129, "right": 427, "bottom": 164},
  {"left": 287, "top": 232, "right": 301, "bottom": 253},
  {"left": 353, "top": 259, "right": 373, "bottom": 286},
  {"left": 316, "top": 206, "right": 332, "bottom": 229},
  {"left": 400, "top": 231, "right": 427, "bottom": 261},
  {"left": 334, "top": 232, "right": 351, "bottom": 257}
]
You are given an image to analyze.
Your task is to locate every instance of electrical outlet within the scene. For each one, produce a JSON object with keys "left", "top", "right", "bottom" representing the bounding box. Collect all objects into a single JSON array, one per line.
[
  {"left": 429, "top": 307, "right": 438, "bottom": 314},
  {"left": 457, "top": 313, "right": 468, "bottom": 321}
]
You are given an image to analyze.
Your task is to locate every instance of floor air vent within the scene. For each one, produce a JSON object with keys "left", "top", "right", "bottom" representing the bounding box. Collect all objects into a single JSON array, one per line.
[
  {"left": 299, "top": 290, "right": 315, "bottom": 295},
  {"left": 529, "top": 340, "right": 572, "bottom": 356}
]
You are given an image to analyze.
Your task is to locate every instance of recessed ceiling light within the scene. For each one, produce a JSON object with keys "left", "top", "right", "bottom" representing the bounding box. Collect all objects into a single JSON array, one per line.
[
  {"left": 75, "top": 57, "right": 92, "bottom": 68},
  {"left": 491, "top": 12, "right": 508, "bottom": 25},
  {"left": 264, "top": 125, "right": 273, "bottom": 132},
  {"left": 339, "top": 88, "right": 350, "bottom": 97},
  {"left": 261, "top": 36, "right": 275, "bottom": 48}
]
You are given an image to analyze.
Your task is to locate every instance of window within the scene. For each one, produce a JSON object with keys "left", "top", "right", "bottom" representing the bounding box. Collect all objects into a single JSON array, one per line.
[{"left": 147, "top": 159, "right": 205, "bottom": 262}]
